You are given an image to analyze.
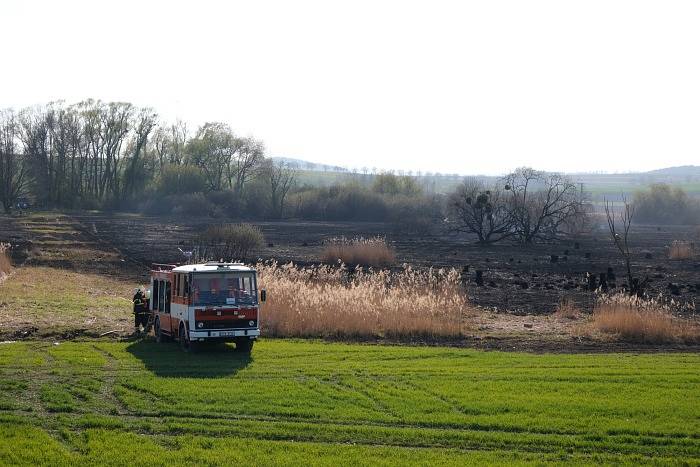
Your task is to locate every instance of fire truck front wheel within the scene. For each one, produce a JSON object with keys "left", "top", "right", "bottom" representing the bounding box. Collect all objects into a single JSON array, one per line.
[{"left": 179, "top": 323, "right": 196, "bottom": 352}]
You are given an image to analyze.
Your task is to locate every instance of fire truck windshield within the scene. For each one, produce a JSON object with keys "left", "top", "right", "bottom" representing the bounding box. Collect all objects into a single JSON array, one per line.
[{"left": 191, "top": 273, "right": 257, "bottom": 306}]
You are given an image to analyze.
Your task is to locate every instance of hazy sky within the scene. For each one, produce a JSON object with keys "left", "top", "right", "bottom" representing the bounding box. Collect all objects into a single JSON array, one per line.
[{"left": 2, "top": 1, "right": 699, "bottom": 175}]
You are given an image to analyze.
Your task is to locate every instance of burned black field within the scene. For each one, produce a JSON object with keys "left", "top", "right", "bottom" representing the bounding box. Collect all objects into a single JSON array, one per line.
[{"left": 10, "top": 212, "right": 694, "bottom": 316}]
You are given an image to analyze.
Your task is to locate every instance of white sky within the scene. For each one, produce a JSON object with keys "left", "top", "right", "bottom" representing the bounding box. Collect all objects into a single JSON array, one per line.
[{"left": 2, "top": 0, "right": 699, "bottom": 175}]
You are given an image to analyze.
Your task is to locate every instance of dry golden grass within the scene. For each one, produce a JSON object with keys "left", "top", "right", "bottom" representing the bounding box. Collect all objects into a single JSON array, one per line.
[
  {"left": 257, "top": 262, "right": 472, "bottom": 338},
  {"left": 0, "top": 243, "right": 12, "bottom": 280},
  {"left": 592, "top": 293, "right": 699, "bottom": 344},
  {"left": 668, "top": 241, "right": 695, "bottom": 260},
  {"left": 321, "top": 237, "right": 396, "bottom": 268},
  {"left": 0, "top": 266, "right": 134, "bottom": 337},
  {"left": 554, "top": 297, "right": 581, "bottom": 320}
]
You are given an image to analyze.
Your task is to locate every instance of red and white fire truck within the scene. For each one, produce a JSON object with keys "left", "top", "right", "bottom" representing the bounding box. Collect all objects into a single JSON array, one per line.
[{"left": 149, "top": 262, "right": 265, "bottom": 353}]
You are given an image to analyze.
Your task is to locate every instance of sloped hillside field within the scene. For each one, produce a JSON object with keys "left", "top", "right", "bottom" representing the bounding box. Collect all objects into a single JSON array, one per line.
[{"left": 0, "top": 340, "right": 698, "bottom": 465}]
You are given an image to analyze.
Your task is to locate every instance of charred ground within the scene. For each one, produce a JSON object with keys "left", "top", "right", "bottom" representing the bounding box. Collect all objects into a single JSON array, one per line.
[
  {"left": 7, "top": 211, "right": 697, "bottom": 314},
  {"left": 1, "top": 211, "right": 698, "bottom": 350}
]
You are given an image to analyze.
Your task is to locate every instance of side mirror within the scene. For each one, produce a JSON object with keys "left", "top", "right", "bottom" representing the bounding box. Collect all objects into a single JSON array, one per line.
[{"left": 260, "top": 289, "right": 267, "bottom": 303}]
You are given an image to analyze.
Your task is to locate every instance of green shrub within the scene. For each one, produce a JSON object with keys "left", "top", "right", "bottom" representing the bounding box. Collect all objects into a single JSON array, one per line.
[
  {"left": 292, "top": 183, "right": 389, "bottom": 221},
  {"left": 156, "top": 165, "right": 207, "bottom": 196},
  {"left": 386, "top": 195, "right": 441, "bottom": 234},
  {"left": 372, "top": 172, "right": 422, "bottom": 197},
  {"left": 172, "top": 193, "right": 214, "bottom": 217},
  {"left": 634, "top": 184, "right": 700, "bottom": 225}
]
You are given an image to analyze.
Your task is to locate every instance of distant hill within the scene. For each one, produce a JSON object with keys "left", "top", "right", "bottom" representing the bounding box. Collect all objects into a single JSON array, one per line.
[
  {"left": 270, "top": 157, "right": 348, "bottom": 173},
  {"left": 272, "top": 157, "right": 700, "bottom": 179},
  {"left": 269, "top": 157, "right": 700, "bottom": 198},
  {"left": 645, "top": 165, "right": 700, "bottom": 176}
]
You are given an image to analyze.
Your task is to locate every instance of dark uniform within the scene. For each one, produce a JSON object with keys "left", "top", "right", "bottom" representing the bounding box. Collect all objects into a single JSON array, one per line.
[{"left": 133, "top": 290, "right": 149, "bottom": 329}]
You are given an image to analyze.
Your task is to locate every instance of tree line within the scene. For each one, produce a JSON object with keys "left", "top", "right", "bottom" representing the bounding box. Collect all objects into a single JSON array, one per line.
[
  {"left": 0, "top": 100, "right": 296, "bottom": 217},
  {"left": 1, "top": 100, "right": 595, "bottom": 243},
  {"left": 16, "top": 100, "right": 698, "bottom": 245}
]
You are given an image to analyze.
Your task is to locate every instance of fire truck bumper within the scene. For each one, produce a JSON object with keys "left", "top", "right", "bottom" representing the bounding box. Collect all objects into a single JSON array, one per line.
[{"left": 189, "top": 329, "right": 260, "bottom": 339}]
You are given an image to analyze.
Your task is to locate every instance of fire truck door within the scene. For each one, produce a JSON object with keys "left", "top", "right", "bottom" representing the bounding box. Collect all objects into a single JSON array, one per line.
[
  {"left": 164, "top": 280, "right": 173, "bottom": 333},
  {"left": 156, "top": 279, "right": 172, "bottom": 333}
]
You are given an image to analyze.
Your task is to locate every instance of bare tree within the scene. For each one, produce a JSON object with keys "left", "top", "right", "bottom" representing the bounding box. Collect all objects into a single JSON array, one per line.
[
  {"left": 78, "top": 99, "right": 106, "bottom": 200},
  {"left": 0, "top": 110, "right": 30, "bottom": 213},
  {"left": 187, "top": 122, "right": 235, "bottom": 191},
  {"left": 169, "top": 119, "right": 188, "bottom": 165},
  {"left": 99, "top": 102, "right": 133, "bottom": 200},
  {"left": 151, "top": 126, "right": 170, "bottom": 176},
  {"left": 152, "top": 119, "right": 189, "bottom": 176},
  {"left": 261, "top": 159, "right": 296, "bottom": 218},
  {"left": 18, "top": 106, "right": 51, "bottom": 205},
  {"left": 229, "top": 136, "right": 264, "bottom": 196},
  {"left": 46, "top": 102, "right": 83, "bottom": 205},
  {"left": 447, "top": 179, "right": 513, "bottom": 244},
  {"left": 122, "top": 108, "right": 157, "bottom": 198},
  {"left": 604, "top": 197, "right": 647, "bottom": 296},
  {"left": 504, "top": 168, "right": 587, "bottom": 243}
]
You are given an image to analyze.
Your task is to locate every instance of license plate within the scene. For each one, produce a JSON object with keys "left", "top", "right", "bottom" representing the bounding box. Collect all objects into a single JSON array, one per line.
[{"left": 220, "top": 331, "right": 236, "bottom": 337}]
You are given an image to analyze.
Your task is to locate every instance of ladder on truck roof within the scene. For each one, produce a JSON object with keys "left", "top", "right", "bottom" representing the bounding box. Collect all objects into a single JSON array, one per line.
[{"left": 152, "top": 263, "right": 177, "bottom": 272}]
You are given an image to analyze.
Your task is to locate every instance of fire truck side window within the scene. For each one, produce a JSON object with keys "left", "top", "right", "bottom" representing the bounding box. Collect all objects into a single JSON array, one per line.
[
  {"left": 152, "top": 280, "right": 159, "bottom": 311},
  {"left": 184, "top": 276, "right": 190, "bottom": 297},
  {"left": 165, "top": 281, "right": 171, "bottom": 313},
  {"left": 174, "top": 275, "right": 179, "bottom": 297}
]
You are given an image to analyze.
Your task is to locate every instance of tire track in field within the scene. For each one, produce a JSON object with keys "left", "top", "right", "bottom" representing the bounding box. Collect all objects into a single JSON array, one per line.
[
  {"left": 91, "top": 344, "right": 132, "bottom": 416},
  {"left": 4, "top": 359, "right": 697, "bottom": 445},
  {"left": 7, "top": 409, "right": 699, "bottom": 460},
  {"left": 23, "top": 342, "right": 57, "bottom": 417},
  {"left": 401, "top": 378, "right": 489, "bottom": 417},
  {"left": 326, "top": 376, "right": 402, "bottom": 422}
]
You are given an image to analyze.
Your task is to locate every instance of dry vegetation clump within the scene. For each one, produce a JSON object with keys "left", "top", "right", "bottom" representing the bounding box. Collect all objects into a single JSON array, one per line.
[
  {"left": 257, "top": 262, "right": 471, "bottom": 338},
  {"left": 554, "top": 296, "right": 581, "bottom": 320},
  {"left": 592, "top": 293, "right": 699, "bottom": 344},
  {"left": 0, "top": 243, "right": 12, "bottom": 281},
  {"left": 668, "top": 240, "right": 695, "bottom": 260},
  {"left": 321, "top": 236, "right": 396, "bottom": 267},
  {"left": 194, "top": 224, "right": 264, "bottom": 262}
]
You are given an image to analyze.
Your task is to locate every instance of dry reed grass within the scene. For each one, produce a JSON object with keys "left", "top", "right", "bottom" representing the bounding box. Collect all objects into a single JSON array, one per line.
[
  {"left": 0, "top": 243, "right": 12, "bottom": 281},
  {"left": 321, "top": 237, "right": 396, "bottom": 267},
  {"left": 554, "top": 297, "right": 581, "bottom": 320},
  {"left": 592, "top": 293, "right": 699, "bottom": 344},
  {"left": 668, "top": 241, "right": 695, "bottom": 260},
  {"left": 257, "top": 262, "right": 472, "bottom": 338}
]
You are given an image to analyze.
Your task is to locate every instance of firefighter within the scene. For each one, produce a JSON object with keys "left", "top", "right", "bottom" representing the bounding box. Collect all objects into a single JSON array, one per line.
[{"left": 133, "top": 288, "right": 148, "bottom": 331}]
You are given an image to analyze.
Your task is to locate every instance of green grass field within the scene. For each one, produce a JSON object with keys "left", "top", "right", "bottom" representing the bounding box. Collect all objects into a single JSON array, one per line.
[{"left": 0, "top": 340, "right": 698, "bottom": 465}]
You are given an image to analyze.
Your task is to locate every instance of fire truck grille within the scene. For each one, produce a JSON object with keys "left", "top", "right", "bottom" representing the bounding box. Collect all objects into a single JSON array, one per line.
[{"left": 197, "top": 320, "right": 257, "bottom": 330}]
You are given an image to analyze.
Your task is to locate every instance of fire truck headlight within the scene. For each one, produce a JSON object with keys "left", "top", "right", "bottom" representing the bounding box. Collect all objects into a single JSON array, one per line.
[
  {"left": 197, "top": 322, "right": 203, "bottom": 328},
  {"left": 249, "top": 320, "right": 254, "bottom": 327}
]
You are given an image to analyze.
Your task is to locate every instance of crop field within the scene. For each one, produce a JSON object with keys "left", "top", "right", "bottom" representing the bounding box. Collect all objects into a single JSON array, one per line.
[{"left": 0, "top": 340, "right": 698, "bottom": 465}]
